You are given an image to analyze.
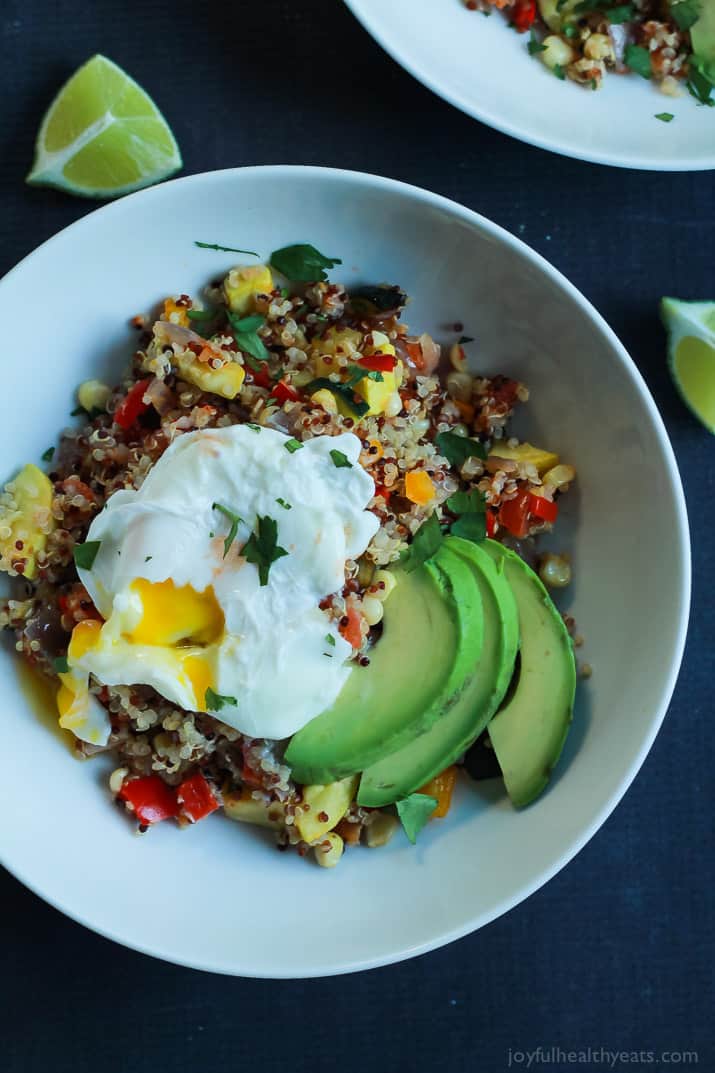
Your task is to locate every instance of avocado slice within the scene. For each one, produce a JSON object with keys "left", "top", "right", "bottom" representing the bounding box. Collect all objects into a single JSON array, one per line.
[
  {"left": 482, "top": 540, "right": 576, "bottom": 808},
  {"left": 285, "top": 553, "right": 482, "bottom": 785},
  {"left": 358, "top": 538, "right": 519, "bottom": 808}
]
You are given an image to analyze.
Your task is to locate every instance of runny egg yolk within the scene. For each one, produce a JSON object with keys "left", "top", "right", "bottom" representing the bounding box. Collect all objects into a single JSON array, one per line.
[
  {"left": 57, "top": 619, "right": 103, "bottom": 724},
  {"left": 183, "top": 654, "right": 213, "bottom": 710},
  {"left": 127, "top": 579, "right": 224, "bottom": 646}
]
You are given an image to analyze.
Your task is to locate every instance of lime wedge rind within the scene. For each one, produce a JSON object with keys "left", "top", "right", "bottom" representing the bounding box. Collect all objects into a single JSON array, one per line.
[
  {"left": 26, "top": 54, "right": 182, "bottom": 200},
  {"left": 661, "top": 297, "right": 715, "bottom": 434}
]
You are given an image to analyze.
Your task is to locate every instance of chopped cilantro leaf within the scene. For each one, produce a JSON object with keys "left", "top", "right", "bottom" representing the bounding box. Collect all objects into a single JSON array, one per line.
[
  {"left": 187, "top": 307, "right": 217, "bottom": 322},
  {"left": 269, "top": 244, "right": 342, "bottom": 283},
  {"left": 242, "top": 515, "right": 289, "bottom": 586},
  {"left": 325, "top": 633, "right": 336, "bottom": 647},
  {"left": 247, "top": 423, "right": 261, "bottom": 432},
  {"left": 194, "top": 241, "right": 259, "bottom": 256},
  {"left": 607, "top": 3, "right": 634, "bottom": 21},
  {"left": 687, "top": 54, "right": 715, "bottom": 105},
  {"left": 670, "top": 0, "right": 701, "bottom": 30},
  {"left": 205, "top": 687, "right": 238, "bottom": 711},
  {"left": 624, "top": 44, "right": 652, "bottom": 79},
  {"left": 329, "top": 448, "right": 353, "bottom": 469},
  {"left": 451, "top": 513, "right": 487, "bottom": 543},
  {"left": 212, "top": 502, "right": 245, "bottom": 558},
  {"left": 458, "top": 335, "right": 474, "bottom": 344},
  {"left": 553, "top": 63, "right": 566, "bottom": 80},
  {"left": 227, "top": 310, "right": 269, "bottom": 363},
  {"left": 403, "top": 512, "right": 443, "bottom": 573},
  {"left": 284, "top": 438, "right": 303, "bottom": 453},
  {"left": 527, "top": 30, "right": 546, "bottom": 55},
  {"left": 655, "top": 111, "right": 675, "bottom": 122},
  {"left": 446, "top": 489, "right": 487, "bottom": 515},
  {"left": 73, "top": 540, "right": 101, "bottom": 570},
  {"left": 304, "top": 377, "right": 370, "bottom": 418},
  {"left": 145, "top": 555, "right": 153, "bottom": 562},
  {"left": 396, "top": 793, "right": 438, "bottom": 844},
  {"left": 52, "top": 656, "right": 69, "bottom": 674},
  {"left": 276, "top": 497, "right": 292, "bottom": 510},
  {"left": 435, "top": 431, "right": 487, "bottom": 468},
  {"left": 41, "top": 447, "right": 55, "bottom": 462}
]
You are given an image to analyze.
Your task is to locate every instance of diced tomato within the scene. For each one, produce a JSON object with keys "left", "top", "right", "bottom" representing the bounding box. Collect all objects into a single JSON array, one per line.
[
  {"left": 339, "top": 606, "right": 363, "bottom": 649},
  {"left": 240, "top": 761, "right": 264, "bottom": 789},
  {"left": 250, "top": 363, "right": 273, "bottom": 389},
  {"left": 511, "top": 0, "right": 537, "bottom": 32},
  {"left": 357, "top": 353, "right": 396, "bottom": 373},
  {"left": 498, "top": 490, "right": 531, "bottom": 538},
  {"left": 118, "top": 774, "right": 179, "bottom": 825},
  {"left": 177, "top": 772, "right": 219, "bottom": 823},
  {"left": 114, "top": 379, "right": 151, "bottom": 430},
  {"left": 373, "top": 483, "right": 392, "bottom": 505},
  {"left": 528, "top": 493, "right": 559, "bottom": 523},
  {"left": 486, "top": 509, "right": 497, "bottom": 538},
  {"left": 270, "top": 379, "right": 302, "bottom": 405}
]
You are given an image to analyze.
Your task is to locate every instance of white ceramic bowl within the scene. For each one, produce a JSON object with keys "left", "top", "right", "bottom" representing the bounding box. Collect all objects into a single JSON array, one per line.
[
  {"left": 0, "top": 167, "right": 690, "bottom": 976},
  {"left": 345, "top": 0, "right": 715, "bottom": 171}
]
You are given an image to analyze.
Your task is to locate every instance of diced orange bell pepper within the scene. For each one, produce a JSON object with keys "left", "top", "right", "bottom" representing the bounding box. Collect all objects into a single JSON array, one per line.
[
  {"left": 339, "top": 606, "right": 363, "bottom": 649},
  {"left": 405, "top": 470, "right": 436, "bottom": 505},
  {"left": 418, "top": 765, "right": 458, "bottom": 818},
  {"left": 163, "top": 298, "right": 189, "bottom": 327}
]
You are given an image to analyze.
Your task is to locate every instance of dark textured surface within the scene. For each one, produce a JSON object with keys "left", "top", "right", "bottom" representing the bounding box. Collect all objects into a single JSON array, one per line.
[{"left": 1, "top": 2, "right": 713, "bottom": 1070}]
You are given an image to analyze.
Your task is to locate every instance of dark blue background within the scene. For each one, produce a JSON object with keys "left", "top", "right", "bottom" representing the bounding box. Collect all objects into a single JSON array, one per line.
[{"left": 1, "top": 2, "right": 713, "bottom": 1071}]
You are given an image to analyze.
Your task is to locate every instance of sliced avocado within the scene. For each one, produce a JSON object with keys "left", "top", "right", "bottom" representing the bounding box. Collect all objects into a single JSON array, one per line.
[
  {"left": 358, "top": 538, "right": 518, "bottom": 808},
  {"left": 482, "top": 540, "right": 576, "bottom": 808},
  {"left": 285, "top": 554, "right": 481, "bottom": 785},
  {"left": 691, "top": 0, "right": 715, "bottom": 67}
]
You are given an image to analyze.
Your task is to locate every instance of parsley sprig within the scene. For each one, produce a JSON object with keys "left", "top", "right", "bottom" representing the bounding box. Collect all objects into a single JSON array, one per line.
[
  {"left": 195, "top": 241, "right": 259, "bottom": 256},
  {"left": 243, "top": 515, "right": 289, "bottom": 586},
  {"left": 212, "top": 502, "right": 245, "bottom": 558},
  {"left": 205, "top": 687, "right": 238, "bottom": 711},
  {"left": 403, "top": 512, "right": 443, "bottom": 573},
  {"left": 227, "top": 311, "right": 269, "bottom": 364},
  {"left": 269, "top": 244, "right": 342, "bottom": 283},
  {"left": 73, "top": 540, "right": 101, "bottom": 570}
]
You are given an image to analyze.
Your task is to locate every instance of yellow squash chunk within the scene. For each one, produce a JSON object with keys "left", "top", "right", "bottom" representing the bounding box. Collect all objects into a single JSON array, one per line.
[
  {"left": 224, "top": 789, "right": 285, "bottom": 828},
  {"left": 176, "top": 354, "right": 245, "bottom": 399},
  {"left": 405, "top": 470, "right": 436, "bottom": 505},
  {"left": 163, "top": 298, "right": 189, "bottom": 327},
  {"left": 0, "top": 463, "right": 55, "bottom": 579},
  {"left": 223, "top": 265, "right": 273, "bottom": 314},
  {"left": 353, "top": 370, "right": 396, "bottom": 416},
  {"left": 538, "top": 0, "right": 580, "bottom": 30},
  {"left": 488, "top": 441, "right": 559, "bottom": 476},
  {"left": 295, "top": 774, "right": 358, "bottom": 844},
  {"left": 310, "top": 326, "right": 363, "bottom": 377}
]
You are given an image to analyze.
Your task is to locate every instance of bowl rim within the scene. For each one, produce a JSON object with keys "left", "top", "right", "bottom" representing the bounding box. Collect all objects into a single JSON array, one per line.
[
  {"left": 343, "top": 0, "right": 715, "bottom": 173},
  {"left": 0, "top": 165, "right": 692, "bottom": 976}
]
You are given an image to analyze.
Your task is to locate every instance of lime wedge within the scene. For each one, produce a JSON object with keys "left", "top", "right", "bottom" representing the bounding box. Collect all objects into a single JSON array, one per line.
[
  {"left": 26, "top": 55, "right": 182, "bottom": 199},
  {"left": 661, "top": 297, "right": 715, "bottom": 434}
]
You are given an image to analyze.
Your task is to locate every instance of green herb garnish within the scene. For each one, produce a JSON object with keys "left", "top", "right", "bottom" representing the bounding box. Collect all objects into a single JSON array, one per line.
[
  {"left": 624, "top": 44, "right": 652, "bottom": 79},
  {"left": 195, "top": 241, "right": 259, "bottom": 256},
  {"left": 73, "top": 540, "right": 101, "bottom": 570},
  {"left": 607, "top": 3, "right": 634, "bottom": 21},
  {"left": 687, "top": 54, "right": 715, "bottom": 106},
  {"left": 227, "top": 311, "right": 269, "bottom": 363},
  {"left": 269, "top": 244, "right": 342, "bottom": 283},
  {"left": 670, "top": 0, "right": 702, "bottom": 30},
  {"left": 527, "top": 30, "right": 546, "bottom": 55},
  {"left": 552, "top": 64, "right": 566, "bottom": 80},
  {"left": 242, "top": 515, "right": 289, "bottom": 586},
  {"left": 187, "top": 307, "right": 218, "bottom": 322},
  {"left": 145, "top": 555, "right": 153, "bottom": 562},
  {"left": 212, "top": 502, "right": 245, "bottom": 558},
  {"left": 284, "top": 438, "right": 303, "bottom": 453},
  {"left": 304, "top": 376, "right": 371, "bottom": 418},
  {"left": 41, "top": 447, "right": 55, "bottom": 462},
  {"left": 325, "top": 633, "right": 336, "bottom": 647},
  {"left": 446, "top": 489, "right": 487, "bottom": 515},
  {"left": 458, "top": 335, "right": 474, "bottom": 344},
  {"left": 52, "top": 656, "right": 69, "bottom": 674},
  {"left": 655, "top": 111, "right": 675, "bottom": 122},
  {"left": 435, "top": 431, "right": 486, "bottom": 468},
  {"left": 451, "top": 513, "right": 487, "bottom": 543},
  {"left": 330, "top": 448, "right": 353, "bottom": 469},
  {"left": 205, "top": 687, "right": 238, "bottom": 711},
  {"left": 396, "top": 794, "right": 438, "bottom": 844},
  {"left": 276, "top": 497, "right": 292, "bottom": 510},
  {"left": 403, "top": 512, "right": 443, "bottom": 573},
  {"left": 247, "top": 423, "right": 261, "bottom": 432},
  {"left": 563, "top": 23, "right": 578, "bottom": 36}
]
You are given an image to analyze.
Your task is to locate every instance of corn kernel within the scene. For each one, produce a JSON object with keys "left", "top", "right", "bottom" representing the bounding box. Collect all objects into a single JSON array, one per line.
[
  {"left": 315, "top": 831, "right": 344, "bottom": 868},
  {"left": 366, "top": 812, "right": 400, "bottom": 848},
  {"left": 163, "top": 298, "right": 189, "bottom": 327},
  {"left": 310, "top": 388, "right": 338, "bottom": 414},
  {"left": 373, "top": 569, "right": 397, "bottom": 601},
  {"left": 78, "top": 379, "right": 111, "bottom": 414},
  {"left": 361, "top": 596, "right": 384, "bottom": 626}
]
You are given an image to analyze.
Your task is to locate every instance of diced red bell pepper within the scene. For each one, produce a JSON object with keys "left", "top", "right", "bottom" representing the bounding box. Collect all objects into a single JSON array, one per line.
[
  {"left": 339, "top": 606, "right": 363, "bottom": 649},
  {"left": 358, "top": 353, "right": 397, "bottom": 373},
  {"left": 270, "top": 379, "right": 302, "bottom": 405},
  {"left": 250, "top": 363, "right": 273, "bottom": 389},
  {"left": 528, "top": 493, "right": 559, "bottom": 524},
  {"left": 177, "top": 771, "right": 219, "bottom": 823},
  {"left": 486, "top": 509, "right": 497, "bottom": 539},
  {"left": 118, "top": 774, "right": 179, "bottom": 825},
  {"left": 511, "top": 0, "right": 537, "bottom": 32},
  {"left": 498, "top": 490, "right": 532, "bottom": 538},
  {"left": 114, "top": 379, "right": 151, "bottom": 430},
  {"left": 373, "top": 483, "right": 392, "bottom": 505}
]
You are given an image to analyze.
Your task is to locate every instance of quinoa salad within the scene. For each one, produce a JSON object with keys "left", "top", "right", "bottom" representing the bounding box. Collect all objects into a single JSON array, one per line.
[
  {"left": 0, "top": 244, "right": 580, "bottom": 866},
  {"left": 463, "top": 0, "right": 715, "bottom": 103}
]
